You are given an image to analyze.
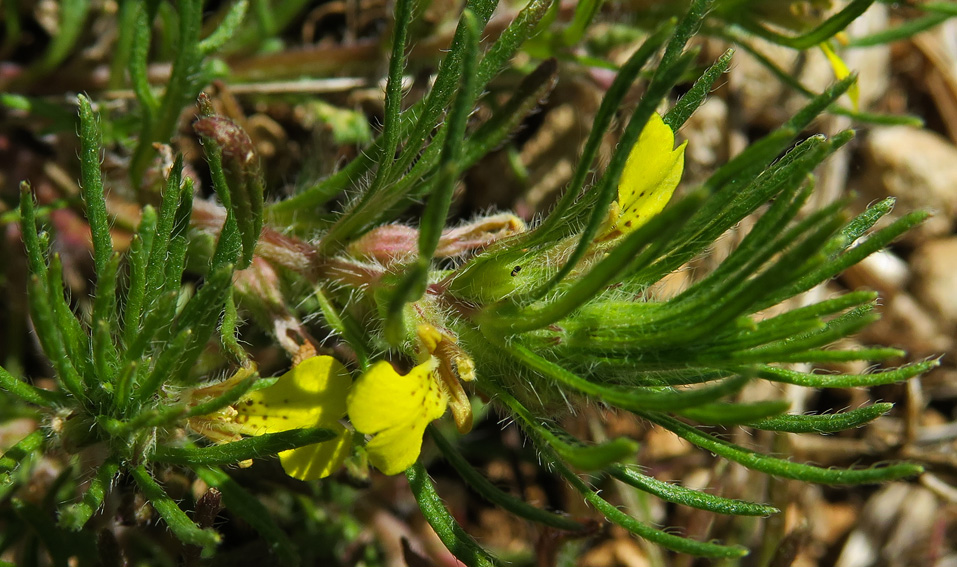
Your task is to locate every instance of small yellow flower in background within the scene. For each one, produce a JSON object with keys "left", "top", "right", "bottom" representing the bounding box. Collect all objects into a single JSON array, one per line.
[
  {"left": 820, "top": 39, "right": 860, "bottom": 111},
  {"left": 347, "top": 324, "right": 474, "bottom": 475},
  {"left": 604, "top": 112, "right": 687, "bottom": 238},
  {"left": 234, "top": 356, "right": 353, "bottom": 481}
]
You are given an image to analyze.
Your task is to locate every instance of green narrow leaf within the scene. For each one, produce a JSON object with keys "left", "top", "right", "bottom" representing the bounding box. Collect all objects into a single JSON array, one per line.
[
  {"left": 375, "top": 0, "right": 415, "bottom": 183},
  {"left": 221, "top": 293, "right": 247, "bottom": 363},
  {"left": 150, "top": 428, "right": 336, "bottom": 466},
  {"left": 665, "top": 48, "right": 733, "bottom": 131},
  {"left": 144, "top": 156, "right": 185, "bottom": 307},
  {"left": 210, "top": 175, "right": 243, "bottom": 271},
  {"left": 133, "top": 325, "right": 195, "bottom": 404},
  {"left": 92, "top": 320, "right": 119, "bottom": 390},
  {"left": 475, "top": 0, "right": 550, "bottom": 91},
  {"left": 609, "top": 465, "right": 779, "bottom": 517},
  {"left": 197, "top": 0, "right": 249, "bottom": 54},
  {"left": 925, "top": 2, "right": 957, "bottom": 15},
  {"left": 561, "top": 0, "right": 604, "bottom": 45},
  {"left": 736, "top": 307, "right": 880, "bottom": 361},
  {"left": 193, "top": 115, "right": 263, "bottom": 268},
  {"left": 37, "top": 0, "right": 90, "bottom": 72},
  {"left": 489, "top": 382, "right": 641, "bottom": 471},
  {"left": 551, "top": 434, "right": 641, "bottom": 472},
  {"left": 59, "top": 459, "right": 119, "bottom": 531},
  {"left": 129, "top": 3, "right": 158, "bottom": 111},
  {"left": 382, "top": 262, "right": 429, "bottom": 346},
  {"left": 660, "top": 0, "right": 709, "bottom": 69},
  {"left": 418, "top": 10, "right": 481, "bottom": 261},
  {"left": 314, "top": 286, "right": 370, "bottom": 368},
  {"left": 407, "top": 462, "right": 501, "bottom": 567},
  {"left": 45, "top": 254, "right": 88, "bottom": 371},
  {"left": 493, "top": 336, "right": 751, "bottom": 411},
  {"left": 113, "top": 362, "right": 138, "bottom": 415},
  {"left": 705, "top": 76, "right": 854, "bottom": 196},
  {"left": 108, "top": 0, "right": 138, "bottom": 88},
  {"left": 92, "top": 254, "right": 121, "bottom": 386},
  {"left": 752, "top": 347, "right": 905, "bottom": 364},
  {"left": 122, "top": 206, "right": 156, "bottom": 345},
  {"left": 659, "top": 147, "right": 821, "bottom": 306},
  {"left": 77, "top": 95, "right": 114, "bottom": 277},
  {"left": 131, "top": 0, "right": 207, "bottom": 185},
  {"left": 26, "top": 275, "right": 84, "bottom": 400},
  {"left": 130, "top": 465, "right": 221, "bottom": 551},
  {"left": 541, "top": 440, "right": 748, "bottom": 557},
  {"left": 0, "top": 431, "right": 45, "bottom": 474},
  {"left": 91, "top": 251, "right": 121, "bottom": 335},
  {"left": 164, "top": 231, "right": 190, "bottom": 296},
  {"left": 18, "top": 182, "right": 47, "bottom": 279},
  {"left": 746, "top": 404, "right": 893, "bottom": 433},
  {"left": 736, "top": 0, "right": 873, "bottom": 49},
  {"left": 384, "top": 0, "right": 496, "bottom": 184},
  {"left": 674, "top": 208, "right": 848, "bottom": 343},
  {"left": 169, "top": 265, "right": 236, "bottom": 384},
  {"left": 429, "top": 425, "right": 585, "bottom": 531},
  {"left": 123, "top": 289, "right": 179, "bottom": 366},
  {"left": 756, "top": 359, "right": 939, "bottom": 388},
  {"left": 677, "top": 400, "right": 791, "bottom": 425},
  {"left": 772, "top": 210, "right": 929, "bottom": 304},
  {"left": 728, "top": 291, "right": 877, "bottom": 346},
  {"left": 0, "top": 366, "right": 64, "bottom": 407},
  {"left": 641, "top": 134, "right": 850, "bottom": 294},
  {"left": 640, "top": 412, "right": 923, "bottom": 484}
]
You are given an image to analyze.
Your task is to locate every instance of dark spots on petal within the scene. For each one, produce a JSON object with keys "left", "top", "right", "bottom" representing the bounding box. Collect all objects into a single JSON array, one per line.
[
  {"left": 624, "top": 221, "right": 632, "bottom": 227},
  {"left": 245, "top": 400, "right": 253, "bottom": 406},
  {"left": 639, "top": 191, "right": 646, "bottom": 197}
]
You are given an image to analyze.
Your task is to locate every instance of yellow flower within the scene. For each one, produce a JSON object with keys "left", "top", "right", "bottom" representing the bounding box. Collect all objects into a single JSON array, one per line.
[
  {"left": 348, "top": 358, "right": 448, "bottom": 475},
  {"left": 605, "top": 112, "right": 687, "bottom": 237},
  {"left": 347, "top": 324, "right": 473, "bottom": 475},
  {"left": 233, "top": 356, "right": 353, "bottom": 481},
  {"left": 820, "top": 39, "right": 860, "bottom": 111}
]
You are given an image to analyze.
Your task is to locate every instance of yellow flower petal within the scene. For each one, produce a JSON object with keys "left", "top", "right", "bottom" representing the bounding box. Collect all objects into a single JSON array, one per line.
[
  {"left": 820, "top": 41, "right": 860, "bottom": 111},
  {"left": 236, "top": 356, "right": 350, "bottom": 435},
  {"left": 348, "top": 359, "right": 446, "bottom": 434},
  {"left": 364, "top": 419, "right": 431, "bottom": 475},
  {"left": 614, "top": 112, "right": 687, "bottom": 234},
  {"left": 347, "top": 358, "right": 448, "bottom": 475},
  {"left": 278, "top": 423, "right": 353, "bottom": 481}
]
